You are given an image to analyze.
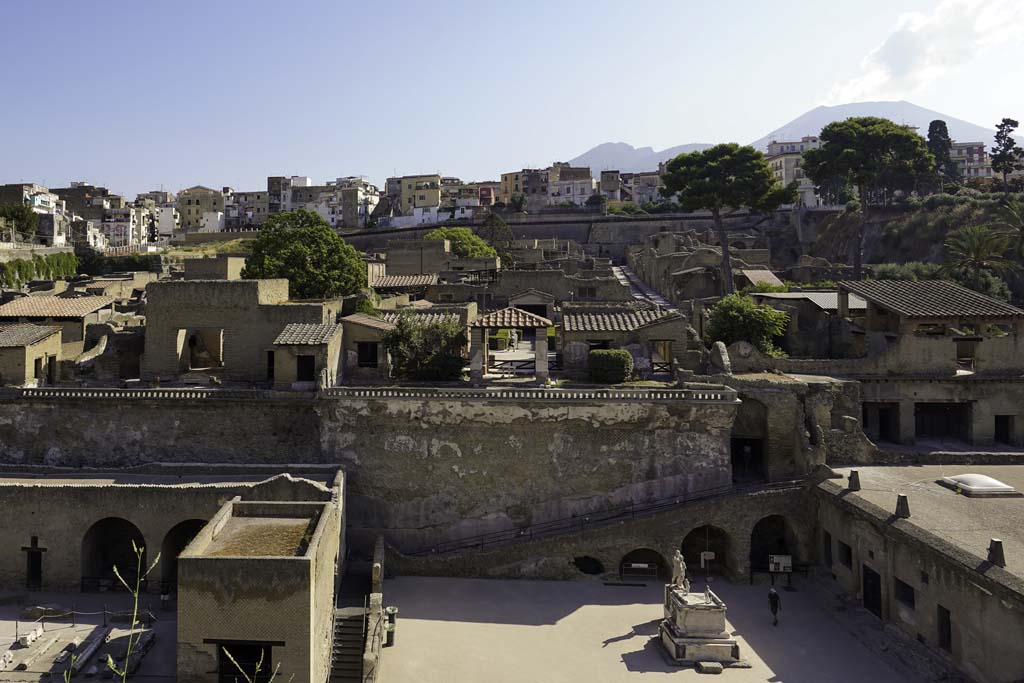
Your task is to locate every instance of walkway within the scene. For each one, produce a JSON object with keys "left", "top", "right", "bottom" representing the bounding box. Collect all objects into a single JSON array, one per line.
[
  {"left": 384, "top": 576, "right": 910, "bottom": 683},
  {"left": 612, "top": 265, "right": 677, "bottom": 311}
]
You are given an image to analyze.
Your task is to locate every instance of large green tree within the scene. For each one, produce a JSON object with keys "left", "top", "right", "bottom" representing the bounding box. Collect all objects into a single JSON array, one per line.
[
  {"left": 991, "top": 118, "right": 1024, "bottom": 192},
  {"left": 994, "top": 200, "right": 1024, "bottom": 256},
  {"left": 241, "top": 208, "right": 366, "bottom": 299},
  {"left": 0, "top": 204, "right": 39, "bottom": 241},
  {"left": 424, "top": 226, "right": 497, "bottom": 258},
  {"left": 382, "top": 313, "right": 467, "bottom": 381},
  {"left": 942, "top": 225, "right": 1020, "bottom": 292},
  {"left": 706, "top": 294, "right": 789, "bottom": 355},
  {"left": 803, "top": 117, "right": 935, "bottom": 278},
  {"left": 661, "top": 143, "right": 795, "bottom": 294},
  {"left": 927, "top": 119, "right": 958, "bottom": 186}
]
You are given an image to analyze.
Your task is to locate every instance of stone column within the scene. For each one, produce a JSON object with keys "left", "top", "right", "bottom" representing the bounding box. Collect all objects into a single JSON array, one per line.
[
  {"left": 534, "top": 332, "right": 548, "bottom": 382},
  {"left": 470, "top": 328, "right": 484, "bottom": 385},
  {"left": 898, "top": 399, "right": 916, "bottom": 445}
]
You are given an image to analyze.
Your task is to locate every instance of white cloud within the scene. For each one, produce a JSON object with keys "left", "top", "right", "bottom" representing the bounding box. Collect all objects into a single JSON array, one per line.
[{"left": 827, "top": 0, "right": 1024, "bottom": 104}]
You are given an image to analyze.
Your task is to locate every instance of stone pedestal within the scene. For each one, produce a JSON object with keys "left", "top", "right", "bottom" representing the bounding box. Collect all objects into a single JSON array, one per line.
[{"left": 659, "top": 585, "right": 745, "bottom": 666}]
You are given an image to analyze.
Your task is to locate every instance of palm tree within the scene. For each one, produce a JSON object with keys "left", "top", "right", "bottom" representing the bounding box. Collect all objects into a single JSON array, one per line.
[
  {"left": 943, "top": 225, "right": 1020, "bottom": 292},
  {"left": 993, "top": 200, "right": 1024, "bottom": 256}
]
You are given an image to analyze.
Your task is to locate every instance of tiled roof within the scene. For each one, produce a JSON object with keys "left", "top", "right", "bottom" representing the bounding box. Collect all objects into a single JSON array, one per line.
[
  {"left": 371, "top": 274, "right": 439, "bottom": 289},
  {"left": 0, "top": 324, "right": 62, "bottom": 348},
  {"left": 838, "top": 280, "right": 1024, "bottom": 319},
  {"left": 341, "top": 313, "right": 396, "bottom": 332},
  {"left": 563, "top": 308, "right": 676, "bottom": 333},
  {"left": 0, "top": 295, "right": 115, "bottom": 318},
  {"left": 471, "top": 307, "right": 552, "bottom": 328},
  {"left": 381, "top": 311, "right": 460, "bottom": 326},
  {"left": 273, "top": 323, "right": 341, "bottom": 346},
  {"left": 755, "top": 291, "right": 867, "bottom": 312},
  {"left": 740, "top": 269, "right": 784, "bottom": 287}
]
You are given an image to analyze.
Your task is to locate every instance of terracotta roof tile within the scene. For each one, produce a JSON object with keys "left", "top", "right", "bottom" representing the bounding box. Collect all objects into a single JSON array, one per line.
[
  {"left": 0, "top": 296, "right": 115, "bottom": 318},
  {"left": 273, "top": 323, "right": 341, "bottom": 345},
  {"left": 563, "top": 309, "right": 676, "bottom": 333},
  {"left": 471, "top": 307, "right": 552, "bottom": 328},
  {"left": 0, "top": 324, "right": 62, "bottom": 348},
  {"left": 371, "top": 274, "right": 439, "bottom": 289},
  {"left": 838, "top": 280, "right": 1024, "bottom": 319},
  {"left": 341, "top": 313, "right": 395, "bottom": 332},
  {"left": 381, "top": 311, "right": 459, "bottom": 326}
]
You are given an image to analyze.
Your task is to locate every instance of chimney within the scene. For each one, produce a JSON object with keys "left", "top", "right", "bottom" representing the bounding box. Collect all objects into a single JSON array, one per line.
[
  {"left": 848, "top": 470, "right": 861, "bottom": 491},
  {"left": 895, "top": 494, "right": 910, "bottom": 519},
  {"left": 988, "top": 539, "right": 1006, "bottom": 568}
]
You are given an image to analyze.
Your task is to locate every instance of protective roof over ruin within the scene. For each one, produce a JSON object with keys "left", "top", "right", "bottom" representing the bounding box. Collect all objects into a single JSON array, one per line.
[
  {"left": 0, "top": 295, "right": 115, "bottom": 318},
  {"left": 563, "top": 308, "right": 678, "bottom": 333},
  {"left": 838, "top": 280, "right": 1024, "bottom": 319},
  {"left": 0, "top": 324, "right": 62, "bottom": 347},
  {"left": 371, "top": 273, "right": 439, "bottom": 289},
  {"left": 273, "top": 323, "right": 341, "bottom": 346},
  {"left": 471, "top": 307, "right": 552, "bottom": 328},
  {"left": 739, "top": 269, "right": 784, "bottom": 287},
  {"left": 341, "top": 313, "right": 396, "bottom": 332},
  {"left": 755, "top": 291, "right": 867, "bottom": 312}
]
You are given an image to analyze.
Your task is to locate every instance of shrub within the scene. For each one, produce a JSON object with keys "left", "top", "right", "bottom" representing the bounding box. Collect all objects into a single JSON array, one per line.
[
  {"left": 382, "top": 313, "right": 467, "bottom": 381},
  {"left": 588, "top": 349, "right": 634, "bottom": 384},
  {"left": 706, "top": 294, "right": 789, "bottom": 354},
  {"left": 423, "top": 226, "right": 496, "bottom": 258}
]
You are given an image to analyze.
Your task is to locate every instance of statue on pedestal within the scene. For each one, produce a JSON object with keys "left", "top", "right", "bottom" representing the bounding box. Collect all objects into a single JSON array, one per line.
[{"left": 671, "top": 549, "right": 690, "bottom": 594}]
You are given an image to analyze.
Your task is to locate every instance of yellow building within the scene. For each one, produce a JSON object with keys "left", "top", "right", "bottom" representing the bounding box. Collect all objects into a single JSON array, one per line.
[
  {"left": 398, "top": 174, "right": 441, "bottom": 212},
  {"left": 500, "top": 171, "right": 521, "bottom": 204},
  {"left": 176, "top": 185, "right": 225, "bottom": 231}
]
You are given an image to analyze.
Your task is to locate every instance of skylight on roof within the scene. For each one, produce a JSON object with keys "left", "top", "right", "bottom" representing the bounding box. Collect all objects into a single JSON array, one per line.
[{"left": 939, "top": 473, "right": 1021, "bottom": 498}]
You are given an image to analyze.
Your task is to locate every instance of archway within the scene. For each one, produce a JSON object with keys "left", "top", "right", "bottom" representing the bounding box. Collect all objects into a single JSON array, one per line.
[
  {"left": 619, "top": 548, "right": 668, "bottom": 581},
  {"left": 749, "top": 514, "right": 799, "bottom": 574},
  {"left": 681, "top": 525, "right": 733, "bottom": 578},
  {"left": 81, "top": 518, "right": 146, "bottom": 592},
  {"left": 731, "top": 397, "right": 768, "bottom": 483},
  {"left": 160, "top": 519, "right": 207, "bottom": 590}
]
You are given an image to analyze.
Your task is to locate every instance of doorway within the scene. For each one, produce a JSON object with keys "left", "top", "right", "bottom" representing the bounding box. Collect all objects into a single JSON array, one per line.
[
  {"left": 266, "top": 351, "right": 275, "bottom": 382},
  {"left": 915, "top": 403, "right": 970, "bottom": 442},
  {"left": 862, "top": 564, "right": 882, "bottom": 618},
  {"left": 937, "top": 604, "right": 952, "bottom": 652},
  {"left": 995, "top": 415, "right": 1014, "bottom": 445},
  {"left": 23, "top": 536, "right": 45, "bottom": 591},
  {"left": 296, "top": 355, "right": 316, "bottom": 383},
  {"left": 218, "top": 642, "right": 274, "bottom": 683}
]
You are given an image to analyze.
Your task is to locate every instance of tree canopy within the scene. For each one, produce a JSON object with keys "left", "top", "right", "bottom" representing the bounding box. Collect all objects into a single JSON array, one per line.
[
  {"left": 382, "top": 313, "right": 467, "bottom": 381},
  {"left": 992, "top": 118, "right": 1024, "bottom": 190},
  {"left": 240, "top": 208, "right": 366, "bottom": 299},
  {"left": 424, "top": 226, "right": 497, "bottom": 258},
  {"left": 926, "top": 120, "right": 958, "bottom": 185},
  {"left": 706, "top": 294, "right": 789, "bottom": 355},
  {"left": 803, "top": 116, "right": 935, "bottom": 277},
  {"left": 942, "top": 225, "right": 1020, "bottom": 293},
  {"left": 0, "top": 204, "right": 40, "bottom": 241},
  {"left": 661, "top": 143, "right": 795, "bottom": 293}
]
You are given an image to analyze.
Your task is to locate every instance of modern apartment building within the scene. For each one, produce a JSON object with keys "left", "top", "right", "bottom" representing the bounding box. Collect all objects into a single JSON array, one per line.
[
  {"left": 176, "top": 186, "right": 225, "bottom": 231},
  {"left": 765, "top": 136, "right": 822, "bottom": 206},
  {"left": 950, "top": 142, "right": 993, "bottom": 179}
]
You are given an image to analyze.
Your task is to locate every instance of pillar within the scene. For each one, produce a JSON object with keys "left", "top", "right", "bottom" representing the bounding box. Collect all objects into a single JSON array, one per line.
[
  {"left": 534, "top": 332, "right": 548, "bottom": 382},
  {"left": 470, "top": 328, "right": 484, "bottom": 385},
  {"left": 898, "top": 400, "right": 916, "bottom": 445}
]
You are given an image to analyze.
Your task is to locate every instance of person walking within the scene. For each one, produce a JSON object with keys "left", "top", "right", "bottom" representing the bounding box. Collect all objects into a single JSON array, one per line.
[{"left": 768, "top": 587, "right": 781, "bottom": 626}]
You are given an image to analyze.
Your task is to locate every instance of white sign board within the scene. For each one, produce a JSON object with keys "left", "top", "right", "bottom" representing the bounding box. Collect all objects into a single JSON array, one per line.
[
  {"left": 769, "top": 554, "right": 792, "bottom": 573},
  {"left": 700, "top": 550, "right": 715, "bottom": 568}
]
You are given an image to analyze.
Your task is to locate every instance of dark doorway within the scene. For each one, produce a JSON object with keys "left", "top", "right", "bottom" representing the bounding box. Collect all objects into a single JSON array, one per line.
[
  {"left": 266, "top": 351, "right": 275, "bottom": 382},
  {"left": 296, "top": 355, "right": 316, "bottom": 382},
  {"left": 681, "top": 525, "right": 731, "bottom": 577},
  {"left": 823, "top": 531, "right": 833, "bottom": 569},
  {"left": 23, "top": 536, "right": 45, "bottom": 591},
  {"left": 33, "top": 357, "right": 42, "bottom": 380},
  {"left": 46, "top": 357, "right": 55, "bottom": 384},
  {"left": 915, "top": 403, "right": 970, "bottom": 442},
  {"left": 995, "top": 415, "right": 1014, "bottom": 445},
  {"left": 749, "top": 515, "right": 797, "bottom": 574},
  {"left": 217, "top": 643, "right": 274, "bottom": 683},
  {"left": 863, "top": 402, "right": 900, "bottom": 443},
  {"left": 81, "top": 518, "right": 146, "bottom": 592},
  {"left": 730, "top": 438, "right": 765, "bottom": 483},
  {"left": 862, "top": 564, "right": 882, "bottom": 618},
  {"left": 161, "top": 519, "right": 207, "bottom": 590},
  {"left": 516, "top": 304, "right": 548, "bottom": 319},
  {"left": 937, "top": 604, "right": 952, "bottom": 652},
  {"left": 619, "top": 548, "right": 667, "bottom": 581}
]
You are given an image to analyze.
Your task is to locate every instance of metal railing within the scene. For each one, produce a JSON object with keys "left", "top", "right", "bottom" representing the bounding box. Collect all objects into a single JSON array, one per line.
[{"left": 404, "top": 479, "right": 804, "bottom": 557}]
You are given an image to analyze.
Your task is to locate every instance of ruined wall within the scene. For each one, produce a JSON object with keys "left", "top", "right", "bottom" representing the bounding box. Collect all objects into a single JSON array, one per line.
[{"left": 0, "top": 393, "right": 737, "bottom": 551}]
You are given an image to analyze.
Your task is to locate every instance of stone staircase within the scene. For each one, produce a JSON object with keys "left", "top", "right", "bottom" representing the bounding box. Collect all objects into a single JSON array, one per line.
[{"left": 329, "top": 607, "right": 366, "bottom": 683}]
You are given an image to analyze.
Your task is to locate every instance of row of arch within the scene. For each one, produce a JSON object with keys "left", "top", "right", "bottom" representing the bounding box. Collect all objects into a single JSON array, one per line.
[
  {"left": 80, "top": 517, "right": 207, "bottom": 590},
  {"left": 605, "top": 514, "right": 800, "bottom": 581}
]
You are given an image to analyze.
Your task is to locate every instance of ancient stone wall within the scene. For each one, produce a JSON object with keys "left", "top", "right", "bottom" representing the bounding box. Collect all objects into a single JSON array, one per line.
[{"left": 0, "top": 391, "right": 738, "bottom": 551}]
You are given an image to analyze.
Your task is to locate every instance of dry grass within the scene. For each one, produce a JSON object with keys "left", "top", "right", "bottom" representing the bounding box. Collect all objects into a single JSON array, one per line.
[{"left": 207, "top": 518, "right": 313, "bottom": 557}]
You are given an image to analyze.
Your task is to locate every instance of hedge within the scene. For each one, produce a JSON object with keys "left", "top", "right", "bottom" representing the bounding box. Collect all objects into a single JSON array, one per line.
[{"left": 588, "top": 349, "right": 633, "bottom": 384}]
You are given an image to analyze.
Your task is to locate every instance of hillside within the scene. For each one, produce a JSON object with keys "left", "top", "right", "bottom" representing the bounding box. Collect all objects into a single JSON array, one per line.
[{"left": 568, "top": 142, "right": 712, "bottom": 173}]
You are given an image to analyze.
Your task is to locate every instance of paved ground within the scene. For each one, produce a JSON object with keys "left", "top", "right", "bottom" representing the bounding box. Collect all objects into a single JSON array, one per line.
[
  {"left": 0, "top": 591, "right": 175, "bottom": 681},
  {"left": 384, "top": 576, "right": 909, "bottom": 682}
]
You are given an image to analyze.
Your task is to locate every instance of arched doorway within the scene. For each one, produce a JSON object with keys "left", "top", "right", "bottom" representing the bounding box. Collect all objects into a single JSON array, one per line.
[
  {"left": 749, "top": 515, "right": 799, "bottom": 574},
  {"left": 160, "top": 519, "right": 207, "bottom": 590},
  {"left": 681, "top": 525, "right": 732, "bottom": 578},
  {"left": 619, "top": 548, "right": 668, "bottom": 581},
  {"left": 81, "top": 518, "right": 147, "bottom": 592}
]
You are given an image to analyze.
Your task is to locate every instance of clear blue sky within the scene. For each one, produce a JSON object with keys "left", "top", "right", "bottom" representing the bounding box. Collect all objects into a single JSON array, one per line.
[{"left": 2, "top": 0, "right": 1021, "bottom": 198}]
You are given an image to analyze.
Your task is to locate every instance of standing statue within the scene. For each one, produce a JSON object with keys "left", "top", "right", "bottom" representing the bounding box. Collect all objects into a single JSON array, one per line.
[{"left": 671, "top": 550, "right": 690, "bottom": 593}]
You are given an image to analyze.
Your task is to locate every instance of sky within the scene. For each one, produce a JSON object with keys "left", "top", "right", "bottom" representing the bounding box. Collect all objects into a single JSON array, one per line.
[{"left": 1, "top": 0, "right": 1022, "bottom": 198}]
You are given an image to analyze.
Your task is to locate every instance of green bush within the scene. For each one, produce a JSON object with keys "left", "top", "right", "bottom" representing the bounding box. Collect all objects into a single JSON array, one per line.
[
  {"left": 588, "top": 349, "right": 634, "bottom": 384},
  {"left": 382, "top": 313, "right": 467, "bottom": 381},
  {"left": 0, "top": 252, "right": 80, "bottom": 288},
  {"left": 706, "top": 294, "right": 789, "bottom": 354}
]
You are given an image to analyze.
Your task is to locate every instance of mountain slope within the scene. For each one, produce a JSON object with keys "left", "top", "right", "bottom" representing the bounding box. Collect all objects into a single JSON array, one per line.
[
  {"left": 748, "top": 100, "right": 1008, "bottom": 150},
  {"left": 569, "top": 101, "right": 1013, "bottom": 173}
]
